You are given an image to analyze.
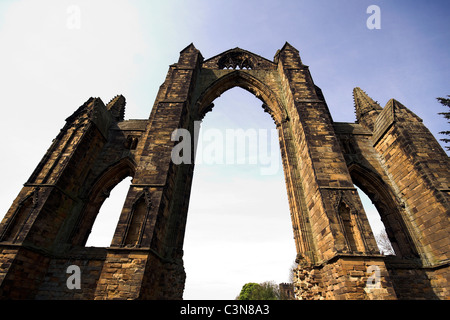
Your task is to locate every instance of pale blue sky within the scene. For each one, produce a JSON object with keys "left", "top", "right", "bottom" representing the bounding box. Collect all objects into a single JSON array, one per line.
[{"left": 0, "top": 0, "right": 448, "bottom": 300}]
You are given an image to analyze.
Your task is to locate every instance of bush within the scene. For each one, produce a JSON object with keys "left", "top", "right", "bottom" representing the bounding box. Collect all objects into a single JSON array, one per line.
[{"left": 237, "top": 281, "right": 280, "bottom": 300}]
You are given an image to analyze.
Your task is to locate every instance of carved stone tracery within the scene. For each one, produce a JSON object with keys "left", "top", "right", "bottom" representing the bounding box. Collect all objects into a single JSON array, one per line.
[{"left": 218, "top": 51, "right": 254, "bottom": 69}]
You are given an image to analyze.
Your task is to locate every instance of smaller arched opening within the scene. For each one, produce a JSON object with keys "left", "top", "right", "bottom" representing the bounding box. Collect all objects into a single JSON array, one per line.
[
  {"left": 85, "top": 176, "right": 132, "bottom": 247},
  {"left": 349, "top": 164, "right": 419, "bottom": 258},
  {"left": 69, "top": 159, "right": 135, "bottom": 247}
]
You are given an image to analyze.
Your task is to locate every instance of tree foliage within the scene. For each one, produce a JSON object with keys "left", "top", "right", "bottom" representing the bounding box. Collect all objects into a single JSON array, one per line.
[
  {"left": 238, "top": 283, "right": 261, "bottom": 300},
  {"left": 237, "top": 281, "right": 281, "bottom": 300},
  {"left": 437, "top": 95, "right": 450, "bottom": 151}
]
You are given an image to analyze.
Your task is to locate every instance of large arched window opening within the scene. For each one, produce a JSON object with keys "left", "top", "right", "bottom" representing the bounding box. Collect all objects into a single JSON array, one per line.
[
  {"left": 85, "top": 176, "right": 132, "bottom": 247},
  {"left": 183, "top": 87, "right": 296, "bottom": 300},
  {"left": 355, "top": 186, "right": 395, "bottom": 255}
]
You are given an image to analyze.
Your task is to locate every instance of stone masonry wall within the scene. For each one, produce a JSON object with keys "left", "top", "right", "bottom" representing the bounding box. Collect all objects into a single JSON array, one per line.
[
  {"left": 0, "top": 44, "right": 448, "bottom": 300},
  {"left": 294, "top": 256, "right": 397, "bottom": 300}
]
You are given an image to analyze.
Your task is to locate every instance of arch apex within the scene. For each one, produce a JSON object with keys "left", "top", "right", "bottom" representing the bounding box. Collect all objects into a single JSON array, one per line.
[{"left": 194, "top": 69, "right": 288, "bottom": 125}]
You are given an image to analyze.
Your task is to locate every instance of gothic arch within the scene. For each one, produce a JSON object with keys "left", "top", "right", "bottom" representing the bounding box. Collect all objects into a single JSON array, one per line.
[
  {"left": 0, "top": 190, "right": 38, "bottom": 243},
  {"left": 336, "top": 199, "right": 365, "bottom": 253},
  {"left": 195, "top": 70, "right": 288, "bottom": 125},
  {"left": 348, "top": 163, "right": 419, "bottom": 258},
  {"left": 69, "top": 158, "right": 136, "bottom": 246}
]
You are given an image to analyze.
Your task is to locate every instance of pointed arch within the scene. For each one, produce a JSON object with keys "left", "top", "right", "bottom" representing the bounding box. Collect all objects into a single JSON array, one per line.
[
  {"left": 348, "top": 163, "right": 419, "bottom": 258},
  {"left": 70, "top": 158, "right": 136, "bottom": 246},
  {"left": 85, "top": 176, "right": 132, "bottom": 247},
  {"left": 0, "top": 189, "right": 38, "bottom": 243},
  {"left": 337, "top": 201, "right": 359, "bottom": 252},
  {"left": 195, "top": 71, "right": 288, "bottom": 126},
  {"left": 333, "top": 191, "right": 368, "bottom": 253},
  {"left": 121, "top": 188, "right": 152, "bottom": 247}
]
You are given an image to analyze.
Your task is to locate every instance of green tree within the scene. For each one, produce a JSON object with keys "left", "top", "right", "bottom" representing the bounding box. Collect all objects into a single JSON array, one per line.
[
  {"left": 257, "top": 281, "right": 281, "bottom": 300},
  {"left": 437, "top": 95, "right": 450, "bottom": 151},
  {"left": 238, "top": 283, "right": 261, "bottom": 300},
  {"left": 237, "top": 281, "right": 281, "bottom": 300}
]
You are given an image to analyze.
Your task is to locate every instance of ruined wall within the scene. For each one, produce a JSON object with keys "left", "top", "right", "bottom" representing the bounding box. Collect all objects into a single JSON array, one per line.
[
  {"left": 293, "top": 256, "right": 397, "bottom": 300},
  {"left": 0, "top": 44, "right": 448, "bottom": 300},
  {"left": 333, "top": 90, "right": 450, "bottom": 300}
]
